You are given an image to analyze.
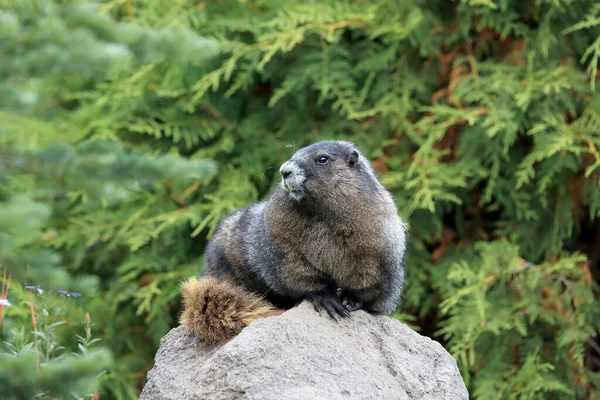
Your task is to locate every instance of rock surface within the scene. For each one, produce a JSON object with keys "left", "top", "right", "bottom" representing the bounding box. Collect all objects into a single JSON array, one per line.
[{"left": 140, "top": 302, "right": 468, "bottom": 400}]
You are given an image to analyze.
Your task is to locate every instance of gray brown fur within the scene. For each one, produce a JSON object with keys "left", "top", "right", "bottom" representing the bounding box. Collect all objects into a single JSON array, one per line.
[{"left": 181, "top": 140, "right": 407, "bottom": 341}]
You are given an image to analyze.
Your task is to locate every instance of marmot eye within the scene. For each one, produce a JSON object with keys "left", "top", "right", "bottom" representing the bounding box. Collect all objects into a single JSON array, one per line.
[{"left": 316, "top": 156, "right": 329, "bottom": 164}]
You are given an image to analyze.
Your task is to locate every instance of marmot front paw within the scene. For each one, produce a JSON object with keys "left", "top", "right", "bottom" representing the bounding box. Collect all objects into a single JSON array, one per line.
[{"left": 307, "top": 292, "right": 350, "bottom": 321}]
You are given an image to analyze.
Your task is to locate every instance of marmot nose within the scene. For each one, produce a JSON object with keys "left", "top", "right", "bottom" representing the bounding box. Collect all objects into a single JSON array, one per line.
[{"left": 280, "top": 161, "right": 294, "bottom": 179}]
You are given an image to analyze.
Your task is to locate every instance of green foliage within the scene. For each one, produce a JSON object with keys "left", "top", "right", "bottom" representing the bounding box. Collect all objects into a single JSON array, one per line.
[
  {"left": 438, "top": 240, "right": 599, "bottom": 398},
  {"left": 1, "top": 287, "right": 112, "bottom": 399},
  {"left": 1, "top": 350, "right": 111, "bottom": 400},
  {"left": 1, "top": 0, "right": 599, "bottom": 398}
]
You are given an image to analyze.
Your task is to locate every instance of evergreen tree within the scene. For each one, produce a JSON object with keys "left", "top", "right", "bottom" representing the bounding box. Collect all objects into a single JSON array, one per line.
[{"left": 0, "top": 0, "right": 599, "bottom": 398}]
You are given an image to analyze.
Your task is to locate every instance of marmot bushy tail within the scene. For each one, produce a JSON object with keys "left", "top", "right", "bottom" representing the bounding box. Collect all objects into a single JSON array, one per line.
[
  {"left": 179, "top": 277, "right": 282, "bottom": 343},
  {"left": 180, "top": 140, "right": 408, "bottom": 342}
]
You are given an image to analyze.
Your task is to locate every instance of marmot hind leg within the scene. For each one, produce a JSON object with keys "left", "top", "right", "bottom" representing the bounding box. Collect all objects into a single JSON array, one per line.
[{"left": 179, "top": 276, "right": 283, "bottom": 343}]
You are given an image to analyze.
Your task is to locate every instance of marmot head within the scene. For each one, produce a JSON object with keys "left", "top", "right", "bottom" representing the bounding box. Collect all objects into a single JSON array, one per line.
[{"left": 278, "top": 140, "right": 376, "bottom": 203}]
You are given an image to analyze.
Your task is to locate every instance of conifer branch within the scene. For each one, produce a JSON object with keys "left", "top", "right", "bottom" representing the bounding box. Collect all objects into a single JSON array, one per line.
[
  {"left": 465, "top": 42, "right": 481, "bottom": 89},
  {"left": 196, "top": 105, "right": 230, "bottom": 129},
  {"left": 163, "top": 181, "right": 188, "bottom": 208}
]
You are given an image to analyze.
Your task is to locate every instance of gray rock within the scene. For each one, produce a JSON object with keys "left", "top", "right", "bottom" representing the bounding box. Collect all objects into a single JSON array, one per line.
[{"left": 140, "top": 302, "right": 468, "bottom": 400}]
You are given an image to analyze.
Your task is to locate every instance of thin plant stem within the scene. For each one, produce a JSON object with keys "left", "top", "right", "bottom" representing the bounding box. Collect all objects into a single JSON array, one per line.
[
  {"left": 28, "top": 290, "right": 40, "bottom": 372},
  {"left": 0, "top": 267, "right": 11, "bottom": 333}
]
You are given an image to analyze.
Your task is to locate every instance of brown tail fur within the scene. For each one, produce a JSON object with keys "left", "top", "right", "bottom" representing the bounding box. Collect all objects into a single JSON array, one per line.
[{"left": 179, "top": 276, "right": 283, "bottom": 343}]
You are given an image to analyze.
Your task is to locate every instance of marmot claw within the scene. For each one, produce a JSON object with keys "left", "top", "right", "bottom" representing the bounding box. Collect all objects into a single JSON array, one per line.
[
  {"left": 341, "top": 297, "right": 364, "bottom": 312},
  {"left": 308, "top": 292, "right": 350, "bottom": 321}
]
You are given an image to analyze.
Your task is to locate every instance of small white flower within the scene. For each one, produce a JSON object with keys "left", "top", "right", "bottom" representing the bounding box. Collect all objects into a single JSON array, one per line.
[{"left": 0, "top": 299, "right": 12, "bottom": 307}]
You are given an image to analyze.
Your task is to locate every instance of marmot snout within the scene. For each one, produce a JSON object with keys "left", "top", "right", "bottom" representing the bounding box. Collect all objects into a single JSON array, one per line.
[{"left": 279, "top": 160, "right": 307, "bottom": 200}]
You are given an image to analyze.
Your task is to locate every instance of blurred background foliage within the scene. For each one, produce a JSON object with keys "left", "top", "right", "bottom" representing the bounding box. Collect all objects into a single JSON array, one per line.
[{"left": 0, "top": 0, "right": 599, "bottom": 398}]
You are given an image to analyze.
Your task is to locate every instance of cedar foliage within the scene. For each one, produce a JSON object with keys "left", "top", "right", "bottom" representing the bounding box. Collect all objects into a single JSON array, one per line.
[{"left": 0, "top": 0, "right": 599, "bottom": 398}]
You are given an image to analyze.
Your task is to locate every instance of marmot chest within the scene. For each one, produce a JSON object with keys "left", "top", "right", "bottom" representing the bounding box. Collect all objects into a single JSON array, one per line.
[{"left": 295, "top": 220, "right": 382, "bottom": 287}]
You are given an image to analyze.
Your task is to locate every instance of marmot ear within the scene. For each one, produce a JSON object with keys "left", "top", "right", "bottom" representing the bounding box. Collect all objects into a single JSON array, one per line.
[{"left": 348, "top": 150, "right": 359, "bottom": 167}]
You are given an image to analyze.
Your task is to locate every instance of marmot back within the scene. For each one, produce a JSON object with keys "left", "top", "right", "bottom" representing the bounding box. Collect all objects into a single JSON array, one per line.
[{"left": 180, "top": 140, "right": 407, "bottom": 342}]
